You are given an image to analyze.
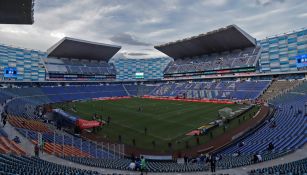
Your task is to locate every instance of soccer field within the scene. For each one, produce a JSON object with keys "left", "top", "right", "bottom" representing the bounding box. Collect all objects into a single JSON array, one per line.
[{"left": 55, "top": 97, "right": 256, "bottom": 152}]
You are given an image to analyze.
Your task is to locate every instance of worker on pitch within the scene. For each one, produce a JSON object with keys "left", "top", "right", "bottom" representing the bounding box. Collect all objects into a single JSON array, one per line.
[{"left": 144, "top": 127, "right": 148, "bottom": 135}]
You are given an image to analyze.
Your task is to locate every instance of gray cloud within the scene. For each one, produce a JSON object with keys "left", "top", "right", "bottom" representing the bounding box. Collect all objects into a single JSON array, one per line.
[
  {"left": 255, "top": 0, "right": 286, "bottom": 6},
  {"left": 0, "top": 0, "right": 305, "bottom": 58},
  {"left": 110, "top": 33, "right": 151, "bottom": 46},
  {"left": 111, "top": 52, "right": 127, "bottom": 60},
  {"left": 126, "top": 52, "right": 149, "bottom": 56}
]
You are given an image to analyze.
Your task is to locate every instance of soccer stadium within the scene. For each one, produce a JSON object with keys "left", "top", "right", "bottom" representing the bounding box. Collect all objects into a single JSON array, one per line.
[{"left": 0, "top": 0, "right": 306, "bottom": 174}]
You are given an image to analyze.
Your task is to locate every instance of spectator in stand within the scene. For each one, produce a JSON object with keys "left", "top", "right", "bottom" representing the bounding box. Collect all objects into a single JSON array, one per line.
[
  {"left": 12, "top": 136, "right": 21, "bottom": 144},
  {"left": 238, "top": 141, "right": 245, "bottom": 147},
  {"left": 196, "top": 156, "right": 201, "bottom": 164},
  {"left": 270, "top": 121, "right": 277, "bottom": 128},
  {"left": 268, "top": 142, "right": 275, "bottom": 151},
  {"left": 200, "top": 154, "right": 205, "bottom": 162},
  {"left": 40, "top": 139, "right": 45, "bottom": 154},
  {"left": 210, "top": 155, "right": 216, "bottom": 173},
  {"left": 219, "top": 154, "right": 223, "bottom": 160},
  {"left": 256, "top": 154, "right": 262, "bottom": 162},
  {"left": 61, "top": 145, "right": 64, "bottom": 156},
  {"left": 131, "top": 154, "right": 135, "bottom": 162},
  {"left": 135, "top": 158, "right": 141, "bottom": 171},
  {"left": 184, "top": 154, "right": 188, "bottom": 164},
  {"left": 34, "top": 144, "right": 39, "bottom": 157},
  {"left": 129, "top": 161, "right": 136, "bottom": 170},
  {"left": 56, "top": 119, "right": 62, "bottom": 130},
  {"left": 0, "top": 113, "right": 2, "bottom": 122},
  {"left": 265, "top": 119, "right": 269, "bottom": 125},
  {"left": 140, "top": 156, "right": 147, "bottom": 174},
  {"left": 233, "top": 150, "right": 241, "bottom": 157},
  {"left": 252, "top": 153, "right": 258, "bottom": 163},
  {"left": 2, "top": 113, "right": 7, "bottom": 127}
]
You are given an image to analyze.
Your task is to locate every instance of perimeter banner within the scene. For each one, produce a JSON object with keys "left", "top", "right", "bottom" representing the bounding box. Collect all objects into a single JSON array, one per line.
[{"left": 76, "top": 118, "right": 103, "bottom": 129}]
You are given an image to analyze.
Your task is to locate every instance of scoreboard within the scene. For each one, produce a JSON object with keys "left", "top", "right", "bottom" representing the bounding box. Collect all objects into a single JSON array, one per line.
[
  {"left": 135, "top": 72, "right": 144, "bottom": 79},
  {"left": 3, "top": 67, "right": 17, "bottom": 78},
  {"left": 296, "top": 54, "right": 307, "bottom": 68}
]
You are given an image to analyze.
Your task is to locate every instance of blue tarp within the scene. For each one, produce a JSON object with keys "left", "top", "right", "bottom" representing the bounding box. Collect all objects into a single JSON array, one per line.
[{"left": 53, "top": 108, "right": 78, "bottom": 125}]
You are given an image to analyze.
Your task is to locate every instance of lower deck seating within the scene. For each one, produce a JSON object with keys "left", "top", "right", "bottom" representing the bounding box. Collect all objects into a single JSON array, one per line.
[
  {"left": 150, "top": 80, "right": 270, "bottom": 100},
  {"left": 65, "top": 156, "right": 208, "bottom": 173},
  {"left": 0, "top": 154, "right": 231, "bottom": 175},
  {"left": 261, "top": 80, "right": 301, "bottom": 101},
  {"left": 42, "top": 84, "right": 127, "bottom": 103},
  {"left": 124, "top": 84, "right": 157, "bottom": 96},
  {"left": 31, "top": 140, "right": 91, "bottom": 157},
  {"left": 8, "top": 116, "right": 51, "bottom": 133},
  {"left": 4, "top": 85, "right": 128, "bottom": 120},
  {"left": 218, "top": 83, "right": 307, "bottom": 156},
  {"left": 0, "top": 91, "right": 12, "bottom": 104},
  {"left": 249, "top": 158, "right": 307, "bottom": 175},
  {"left": 15, "top": 128, "right": 114, "bottom": 159},
  {"left": 208, "top": 82, "right": 307, "bottom": 171},
  {"left": 0, "top": 129, "right": 25, "bottom": 155},
  {"left": 0, "top": 154, "right": 99, "bottom": 175},
  {"left": 66, "top": 152, "right": 294, "bottom": 173},
  {"left": 216, "top": 150, "right": 292, "bottom": 169}
]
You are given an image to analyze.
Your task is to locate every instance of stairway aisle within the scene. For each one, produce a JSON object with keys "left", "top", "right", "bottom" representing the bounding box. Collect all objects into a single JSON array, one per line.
[{"left": 2, "top": 122, "right": 34, "bottom": 156}]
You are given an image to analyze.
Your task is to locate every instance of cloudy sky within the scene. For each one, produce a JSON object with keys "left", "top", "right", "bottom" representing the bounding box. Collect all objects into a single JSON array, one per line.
[{"left": 0, "top": 0, "right": 306, "bottom": 58}]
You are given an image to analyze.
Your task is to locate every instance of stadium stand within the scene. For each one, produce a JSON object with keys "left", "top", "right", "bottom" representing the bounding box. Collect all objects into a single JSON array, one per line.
[
  {"left": 0, "top": 128, "right": 26, "bottom": 155},
  {"left": 41, "top": 84, "right": 127, "bottom": 102},
  {"left": 249, "top": 158, "right": 307, "bottom": 175},
  {"left": 3, "top": 84, "right": 127, "bottom": 112},
  {"left": 63, "top": 150, "right": 294, "bottom": 172},
  {"left": 1, "top": 80, "right": 303, "bottom": 172},
  {"left": 0, "top": 85, "right": 127, "bottom": 160},
  {"left": 44, "top": 58, "right": 117, "bottom": 76},
  {"left": 14, "top": 127, "right": 114, "bottom": 159},
  {"left": 164, "top": 46, "right": 260, "bottom": 74},
  {"left": 123, "top": 84, "right": 158, "bottom": 96},
  {"left": 0, "top": 44, "right": 46, "bottom": 81},
  {"left": 64, "top": 156, "right": 208, "bottom": 172},
  {"left": 217, "top": 81, "right": 307, "bottom": 157},
  {"left": 8, "top": 116, "right": 51, "bottom": 133},
  {"left": 44, "top": 37, "right": 121, "bottom": 81},
  {"left": 259, "top": 28, "right": 307, "bottom": 73},
  {"left": 1, "top": 28, "right": 306, "bottom": 82},
  {"left": 261, "top": 80, "right": 301, "bottom": 101},
  {"left": 0, "top": 154, "right": 99, "bottom": 175},
  {"left": 150, "top": 80, "right": 271, "bottom": 100},
  {"left": 0, "top": 90, "right": 12, "bottom": 104},
  {"left": 155, "top": 25, "right": 261, "bottom": 78},
  {"left": 111, "top": 57, "right": 171, "bottom": 80},
  {"left": 216, "top": 151, "right": 292, "bottom": 169}
]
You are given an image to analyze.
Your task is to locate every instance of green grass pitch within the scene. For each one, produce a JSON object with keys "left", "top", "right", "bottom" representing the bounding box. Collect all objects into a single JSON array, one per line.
[{"left": 55, "top": 97, "right": 256, "bottom": 152}]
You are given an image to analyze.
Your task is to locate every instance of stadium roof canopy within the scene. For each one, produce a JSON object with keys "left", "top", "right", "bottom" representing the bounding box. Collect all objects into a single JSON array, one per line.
[
  {"left": 154, "top": 25, "right": 257, "bottom": 59},
  {"left": 47, "top": 37, "right": 121, "bottom": 61},
  {"left": 0, "top": 0, "right": 34, "bottom": 24}
]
